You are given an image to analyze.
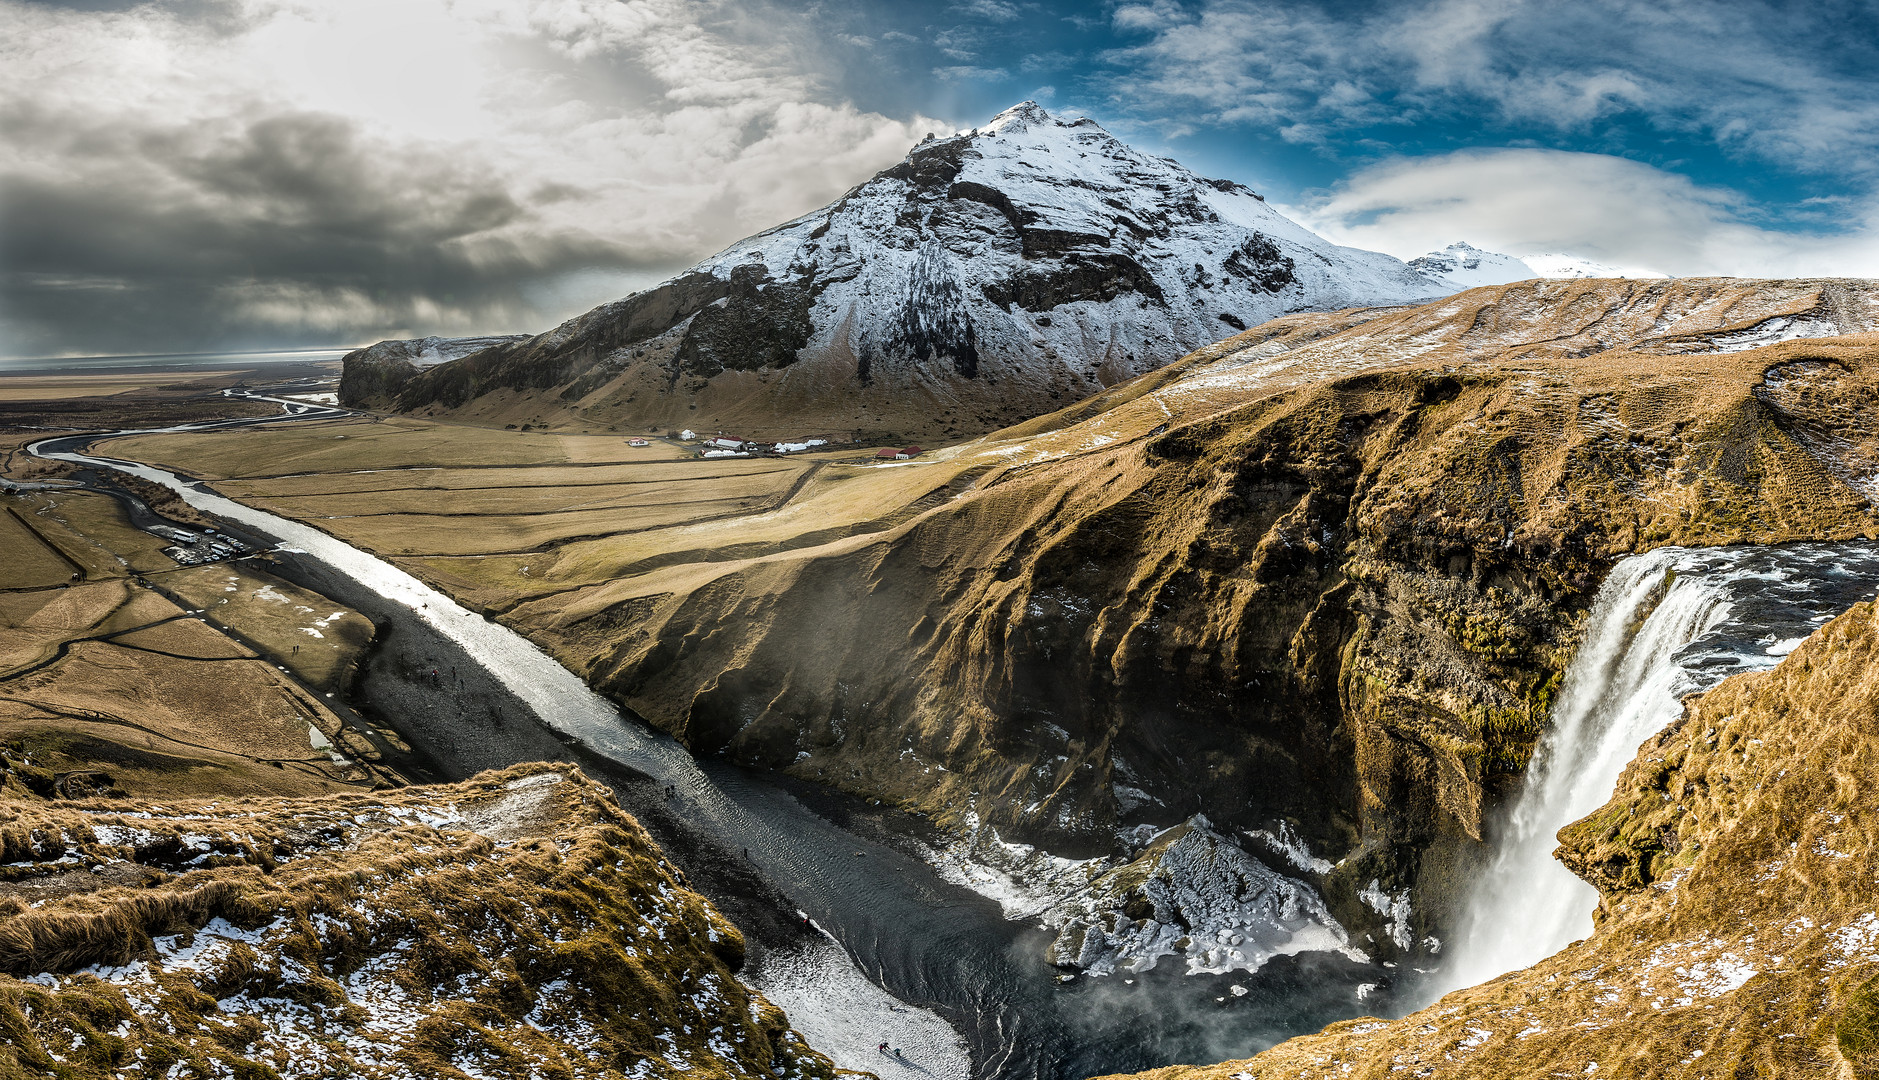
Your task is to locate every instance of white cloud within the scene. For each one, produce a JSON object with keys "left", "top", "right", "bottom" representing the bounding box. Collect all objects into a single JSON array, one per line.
[
  {"left": 1097, "top": 0, "right": 1879, "bottom": 176},
  {"left": 934, "top": 65, "right": 1013, "bottom": 82},
  {"left": 1112, "top": 2, "right": 1192, "bottom": 32},
  {"left": 1286, "top": 148, "right": 1879, "bottom": 278},
  {"left": 0, "top": 0, "right": 942, "bottom": 355},
  {"left": 950, "top": 0, "right": 1024, "bottom": 21}
]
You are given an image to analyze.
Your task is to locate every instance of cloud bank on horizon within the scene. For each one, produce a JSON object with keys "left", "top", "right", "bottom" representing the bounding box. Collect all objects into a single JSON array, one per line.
[{"left": 3, "top": 0, "right": 1876, "bottom": 358}]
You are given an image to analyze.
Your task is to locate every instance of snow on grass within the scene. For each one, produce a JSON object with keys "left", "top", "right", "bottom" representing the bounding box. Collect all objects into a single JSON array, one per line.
[{"left": 1830, "top": 913, "right": 1879, "bottom": 966}]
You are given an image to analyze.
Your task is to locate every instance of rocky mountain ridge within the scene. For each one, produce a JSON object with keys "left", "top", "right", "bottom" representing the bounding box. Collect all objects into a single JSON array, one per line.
[{"left": 341, "top": 102, "right": 1443, "bottom": 440}]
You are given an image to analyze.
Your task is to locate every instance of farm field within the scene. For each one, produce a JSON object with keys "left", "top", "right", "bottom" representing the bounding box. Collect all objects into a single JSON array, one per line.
[
  {"left": 0, "top": 487, "right": 402, "bottom": 798},
  {"left": 160, "top": 563, "right": 375, "bottom": 692},
  {"left": 104, "top": 414, "right": 690, "bottom": 478},
  {"left": 96, "top": 415, "right": 999, "bottom": 612}
]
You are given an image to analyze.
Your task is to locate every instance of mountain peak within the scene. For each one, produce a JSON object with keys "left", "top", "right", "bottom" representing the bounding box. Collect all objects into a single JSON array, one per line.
[
  {"left": 984, "top": 100, "right": 1058, "bottom": 133},
  {"left": 354, "top": 106, "right": 1443, "bottom": 438},
  {"left": 1409, "top": 241, "right": 1671, "bottom": 290},
  {"left": 1408, "top": 241, "right": 1536, "bottom": 290}
]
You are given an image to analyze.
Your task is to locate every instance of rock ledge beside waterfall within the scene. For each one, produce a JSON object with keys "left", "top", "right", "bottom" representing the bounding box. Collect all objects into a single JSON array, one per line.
[{"left": 1100, "top": 575, "right": 1879, "bottom": 1080}]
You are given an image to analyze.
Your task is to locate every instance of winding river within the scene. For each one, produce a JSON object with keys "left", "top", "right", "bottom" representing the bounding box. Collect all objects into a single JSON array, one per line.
[{"left": 31, "top": 408, "right": 1382, "bottom": 1080}]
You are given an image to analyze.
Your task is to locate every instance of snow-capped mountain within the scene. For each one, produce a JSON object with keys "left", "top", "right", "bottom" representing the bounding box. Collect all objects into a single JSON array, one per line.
[
  {"left": 350, "top": 102, "right": 1447, "bottom": 439},
  {"left": 1407, "top": 241, "right": 1536, "bottom": 289},
  {"left": 1409, "top": 241, "right": 1669, "bottom": 291},
  {"left": 1520, "top": 252, "right": 1669, "bottom": 280}
]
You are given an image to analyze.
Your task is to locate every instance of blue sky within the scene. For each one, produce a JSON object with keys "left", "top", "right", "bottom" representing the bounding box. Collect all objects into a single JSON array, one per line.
[
  {"left": 5, "top": 0, "right": 1879, "bottom": 357},
  {"left": 821, "top": 0, "right": 1858, "bottom": 206},
  {"left": 815, "top": 0, "right": 1879, "bottom": 246}
]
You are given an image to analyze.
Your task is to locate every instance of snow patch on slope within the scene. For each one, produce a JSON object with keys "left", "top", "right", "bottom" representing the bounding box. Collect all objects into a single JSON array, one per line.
[
  {"left": 1706, "top": 315, "right": 1839, "bottom": 352},
  {"left": 1409, "top": 242, "right": 1670, "bottom": 291},
  {"left": 1520, "top": 252, "right": 1669, "bottom": 280}
]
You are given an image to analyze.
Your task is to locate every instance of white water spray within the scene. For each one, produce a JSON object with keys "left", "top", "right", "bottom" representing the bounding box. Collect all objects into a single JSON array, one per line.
[
  {"left": 1432, "top": 549, "right": 1736, "bottom": 995},
  {"left": 1431, "top": 541, "right": 1879, "bottom": 1001}
]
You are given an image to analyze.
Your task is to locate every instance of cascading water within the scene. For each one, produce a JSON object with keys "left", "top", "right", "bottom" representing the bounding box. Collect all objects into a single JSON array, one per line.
[{"left": 1431, "top": 542, "right": 1879, "bottom": 1000}]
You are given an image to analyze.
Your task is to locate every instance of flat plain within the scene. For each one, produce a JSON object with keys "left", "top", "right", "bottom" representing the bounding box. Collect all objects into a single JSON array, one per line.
[
  {"left": 0, "top": 486, "right": 400, "bottom": 797},
  {"left": 0, "top": 370, "right": 237, "bottom": 400},
  {"left": 96, "top": 415, "right": 988, "bottom": 612}
]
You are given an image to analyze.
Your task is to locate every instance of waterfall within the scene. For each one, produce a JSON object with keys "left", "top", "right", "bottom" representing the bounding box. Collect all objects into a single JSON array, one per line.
[{"left": 1429, "top": 541, "right": 1879, "bottom": 1000}]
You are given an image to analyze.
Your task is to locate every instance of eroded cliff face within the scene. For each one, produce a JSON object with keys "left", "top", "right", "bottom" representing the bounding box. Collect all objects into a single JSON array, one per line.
[
  {"left": 0, "top": 764, "right": 845, "bottom": 1080},
  {"left": 1102, "top": 596, "right": 1879, "bottom": 1080},
  {"left": 502, "top": 278, "right": 1879, "bottom": 956},
  {"left": 338, "top": 335, "right": 531, "bottom": 411}
]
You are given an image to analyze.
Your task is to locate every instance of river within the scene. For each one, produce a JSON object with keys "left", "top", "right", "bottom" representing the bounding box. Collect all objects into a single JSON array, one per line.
[{"left": 31, "top": 406, "right": 1386, "bottom": 1080}]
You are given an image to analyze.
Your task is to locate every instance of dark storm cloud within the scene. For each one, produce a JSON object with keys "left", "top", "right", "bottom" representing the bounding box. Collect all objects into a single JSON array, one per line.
[
  {"left": 0, "top": 0, "right": 935, "bottom": 359},
  {"left": 1, "top": 111, "right": 665, "bottom": 357}
]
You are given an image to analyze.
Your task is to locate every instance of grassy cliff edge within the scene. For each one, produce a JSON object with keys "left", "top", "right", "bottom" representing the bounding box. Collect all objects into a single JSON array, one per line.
[{"left": 0, "top": 763, "right": 853, "bottom": 1080}]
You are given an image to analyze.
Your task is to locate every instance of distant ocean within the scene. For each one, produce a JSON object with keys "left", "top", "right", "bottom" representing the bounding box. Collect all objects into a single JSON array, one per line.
[{"left": 0, "top": 347, "right": 351, "bottom": 375}]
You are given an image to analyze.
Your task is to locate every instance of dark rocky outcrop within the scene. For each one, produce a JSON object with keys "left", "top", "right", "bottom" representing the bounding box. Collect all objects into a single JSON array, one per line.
[
  {"left": 338, "top": 334, "right": 531, "bottom": 410},
  {"left": 671, "top": 264, "right": 822, "bottom": 380}
]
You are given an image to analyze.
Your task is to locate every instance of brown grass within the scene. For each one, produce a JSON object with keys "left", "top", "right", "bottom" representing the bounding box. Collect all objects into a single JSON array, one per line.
[
  {"left": 105, "top": 617, "right": 254, "bottom": 659},
  {"left": 155, "top": 562, "right": 372, "bottom": 690},
  {"left": 0, "top": 764, "right": 853, "bottom": 1080},
  {"left": 0, "top": 503, "right": 82, "bottom": 588}
]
